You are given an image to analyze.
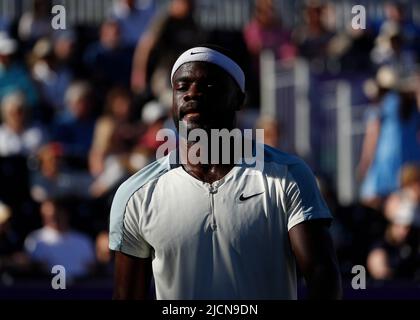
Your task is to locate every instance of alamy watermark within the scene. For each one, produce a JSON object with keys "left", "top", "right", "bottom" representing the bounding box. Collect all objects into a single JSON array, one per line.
[
  {"left": 51, "top": 5, "right": 66, "bottom": 30},
  {"left": 50, "top": 4, "right": 366, "bottom": 31},
  {"left": 51, "top": 265, "right": 66, "bottom": 290},
  {"left": 351, "top": 5, "right": 366, "bottom": 30},
  {"left": 155, "top": 121, "right": 265, "bottom": 173},
  {"left": 351, "top": 265, "right": 366, "bottom": 290}
]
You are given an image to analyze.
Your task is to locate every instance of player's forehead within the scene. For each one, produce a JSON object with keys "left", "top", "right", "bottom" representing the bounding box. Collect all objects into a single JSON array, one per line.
[{"left": 172, "top": 61, "right": 229, "bottom": 82}]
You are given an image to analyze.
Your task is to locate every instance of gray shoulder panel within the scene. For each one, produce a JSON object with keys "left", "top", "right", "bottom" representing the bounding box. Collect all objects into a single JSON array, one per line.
[{"left": 109, "top": 153, "right": 174, "bottom": 251}]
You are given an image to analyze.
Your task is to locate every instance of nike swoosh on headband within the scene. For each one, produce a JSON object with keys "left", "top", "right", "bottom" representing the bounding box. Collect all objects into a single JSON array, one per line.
[{"left": 171, "top": 47, "right": 245, "bottom": 92}]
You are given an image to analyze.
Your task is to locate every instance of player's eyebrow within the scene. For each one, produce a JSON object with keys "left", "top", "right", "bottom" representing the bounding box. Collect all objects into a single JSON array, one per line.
[
  {"left": 174, "top": 74, "right": 217, "bottom": 86},
  {"left": 173, "top": 76, "right": 192, "bottom": 84}
]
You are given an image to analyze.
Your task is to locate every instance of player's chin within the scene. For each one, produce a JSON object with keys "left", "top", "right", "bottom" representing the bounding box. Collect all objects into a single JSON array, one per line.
[
  {"left": 181, "top": 118, "right": 210, "bottom": 131},
  {"left": 183, "top": 112, "right": 202, "bottom": 122}
]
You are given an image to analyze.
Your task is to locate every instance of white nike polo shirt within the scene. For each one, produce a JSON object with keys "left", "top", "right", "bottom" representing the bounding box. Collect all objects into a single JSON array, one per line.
[{"left": 109, "top": 144, "right": 332, "bottom": 299}]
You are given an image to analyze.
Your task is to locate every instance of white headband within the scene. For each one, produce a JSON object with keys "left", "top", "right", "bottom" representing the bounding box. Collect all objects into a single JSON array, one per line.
[{"left": 170, "top": 47, "right": 245, "bottom": 92}]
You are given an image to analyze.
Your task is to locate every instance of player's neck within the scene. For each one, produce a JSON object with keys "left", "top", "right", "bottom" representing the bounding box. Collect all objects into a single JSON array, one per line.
[{"left": 182, "top": 162, "right": 235, "bottom": 184}]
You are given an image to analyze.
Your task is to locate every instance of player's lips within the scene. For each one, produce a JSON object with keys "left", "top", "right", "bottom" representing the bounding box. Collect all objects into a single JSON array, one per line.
[
  {"left": 180, "top": 104, "right": 203, "bottom": 119},
  {"left": 183, "top": 112, "right": 201, "bottom": 120}
]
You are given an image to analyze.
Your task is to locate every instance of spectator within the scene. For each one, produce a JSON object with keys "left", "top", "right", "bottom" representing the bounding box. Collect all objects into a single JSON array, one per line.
[
  {"left": 385, "top": 163, "right": 420, "bottom": 225},
  {"left": 242, "top": 0, "right": 296, "bottom": 107},
  {"left": 327, "top": 12, "right": 375, "bottom": 73},
  {"left": 367, "top": 203, "right": 420, "bottom": 281},
  {"left": 136, "top": 99, "right": 168, "bottom": 155},
  {"left": 243, "top": 0, "right": 296, "bottom": 70},
  {"left": 0, "top": 16, "right": 10, "bottom": 33},
  {"left": 371, "top": 25, "right": 417, "bottom": 77},
  {"left": 18, "top": 0, "right": 52, "bottom": 48},
  {"left": 127, "top": 100, "right": 169, "bottom": 172},
  {"left": 89, "top": 87, "right": 140, "bottom": 198},
  {"left": 84, "top": 19, "right": 135, "bottom": 90},
  {"left": 53, "top": 30, "right": 77, "bottom": 66},
  {"left": 24, "top": 198, "right": 95, "bottom": 279},
  {"left": 52, "top": 30, "right": 81, "bottom": 78},
  {"left": 373, "top": 1, "right": 420, "bottom": 52},
  {"left": 292, "top": 0, "right": 335, "bottom": 72},
  {"left": 131, "top": 0, "right": 206, "bottom": 94},
  {"left": 0, "top": 202, "right": 32, "bottom": 277},
  {"left": 52, "top": 81, "right": 96, "bottom": 165},
  {"left": 30, "top": 143, "right": 93, "bottom": 203},
  {"left": 109, "top": 0, "right": 156, "bottom": 47},
  {"left": 0, "top": 32, "right": 38, "bottom": 108},
  {"left": 357, "top": 73, "right": 392, "bottom": 183},
  {"left": 0, "top": 91, "right": 46, "bottom": 157},
  {"left": 359, "top": 67, "right": 420, "bottom": 209},
  {"left": 0, "top": 202, "right": 19, "bottom": 258},
  {"left": 148, "top": 66, "right": 173, "bottom": 110},
  {"left": 29, "top": 38, "right": 73, "bottom": 120}
]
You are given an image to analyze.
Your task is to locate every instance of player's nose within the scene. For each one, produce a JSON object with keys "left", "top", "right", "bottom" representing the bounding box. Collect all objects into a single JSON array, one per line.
[{"left": 183, "top": 82, "right": 204, "bottom": 102}]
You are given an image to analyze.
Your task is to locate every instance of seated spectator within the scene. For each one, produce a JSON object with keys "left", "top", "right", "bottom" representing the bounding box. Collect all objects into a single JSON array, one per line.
[
  {"left": 29, "top": 38, "right": 73, "bottom": 120},
  {"left": 84, "top": 19, "right": 134, "bottom": 90},
  {"left": 0, "top": 91, "right": 47, "bottom": 157},
  {"left": 52, "top": 81, "right": 96, "bottom": 166},
  {"left": 24, "top": 198, "right": 95, "bottom": 280},
  {"left": 242, "top": 0, "right": 295, "bottom": 107},
  {"left": 109, "top": 0, "right": 156, "bottom": 47},
  {"left": 373, "top": 1, "right": 420, "bottom": 52},
  {"left": 127, "top": 100, "right": 169, "bottom": 172},
  {"left": 30, "top": 143, "right": 93, "bottom": 203},
  {"left": 0, "top": 202, "right": 33, "bottom": 277},
  {"left": 53, "top": 29, "right": 81, "bottom": 75},
  {"left": 0, "top": 32, "right": 38, "bottom": 108},
  {"left": 0, "top": 202, "right": 19, "bottom": 258},
  {"left": 367, "top": 203, "right": 420, "bottom": 281},
  {"left": 89, "top": 87, "right": 141, "bottom": 197},
  {"left": 0, "top": 16, "right": 10, "bottom": 33},
  {"left": 385, "top": 163, "right": 420, "bottom": 225},
  {"left": 327, "top": 11, "right": 375, "bottom": 73},
  {"left": 357, "top": 73, "right": 391, "bottom": 183}
]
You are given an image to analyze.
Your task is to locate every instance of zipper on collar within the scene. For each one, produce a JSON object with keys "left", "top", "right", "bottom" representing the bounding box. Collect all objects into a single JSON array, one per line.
[{"left": 209, "top": 183, "right": 218, "bottom": 231}]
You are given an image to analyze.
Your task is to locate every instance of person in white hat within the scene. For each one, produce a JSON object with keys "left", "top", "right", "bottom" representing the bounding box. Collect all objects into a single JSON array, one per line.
[{"left": 0, "top": 32, "right": 38, "bottom": 108}]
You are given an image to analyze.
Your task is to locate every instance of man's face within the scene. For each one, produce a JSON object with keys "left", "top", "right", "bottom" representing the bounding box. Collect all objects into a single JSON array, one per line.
[
  {"left": 172, "top": 61, "right": 241, "bottom": 132},
  {"left": 101, "top": 22, "right": 120, "bottom": 48}
]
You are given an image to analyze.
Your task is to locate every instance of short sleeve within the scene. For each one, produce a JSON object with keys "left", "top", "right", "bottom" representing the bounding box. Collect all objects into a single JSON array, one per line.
[
  {"left": 109, "top": 188, "right": 152, "bottom": 258},
  {"left": 285, "top": 160, "right": 333, "bottom": 231}
]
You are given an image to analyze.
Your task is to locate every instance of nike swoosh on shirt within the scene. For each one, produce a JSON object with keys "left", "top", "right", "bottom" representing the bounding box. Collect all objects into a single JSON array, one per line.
[{"left": 239, "top": 191, "right": 265, "bottom": 201}]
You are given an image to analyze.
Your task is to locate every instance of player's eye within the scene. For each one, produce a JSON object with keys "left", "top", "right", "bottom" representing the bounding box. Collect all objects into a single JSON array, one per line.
[{"left": 175, "top": 82, "right": 188, "bottom": 91}]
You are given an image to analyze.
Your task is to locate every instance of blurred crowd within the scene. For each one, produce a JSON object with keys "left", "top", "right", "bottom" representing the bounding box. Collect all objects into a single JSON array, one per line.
[{"left": 0, "top": 0, "right": 419, "bottom": 290}]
